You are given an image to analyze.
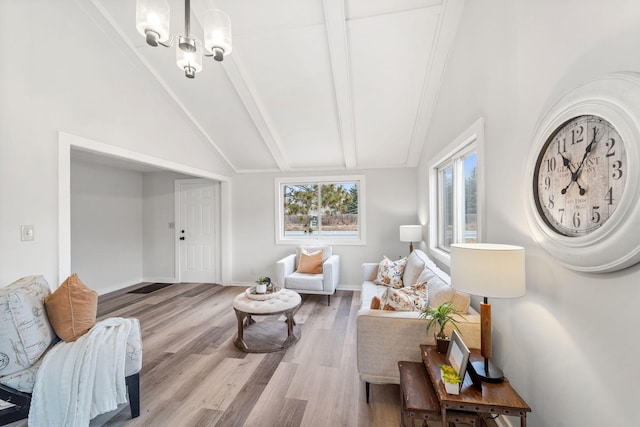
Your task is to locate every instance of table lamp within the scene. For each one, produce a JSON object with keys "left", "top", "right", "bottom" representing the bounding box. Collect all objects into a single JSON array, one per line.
[
  {"left": 450, "top": 243, "right": 525, "bottom": 383},
  {"left": 399, "top": 225, "right": 422, "bottom": 253}
]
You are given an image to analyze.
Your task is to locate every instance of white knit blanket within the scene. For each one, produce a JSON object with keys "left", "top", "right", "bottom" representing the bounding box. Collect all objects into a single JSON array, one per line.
[{"left": 28, "top": 317, "right": 134, "bottom": 427}]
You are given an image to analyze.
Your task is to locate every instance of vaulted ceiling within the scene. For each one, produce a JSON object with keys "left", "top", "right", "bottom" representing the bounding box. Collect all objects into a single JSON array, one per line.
[{"left": 90, "top": 0, "right": 463, "bottom": 174}]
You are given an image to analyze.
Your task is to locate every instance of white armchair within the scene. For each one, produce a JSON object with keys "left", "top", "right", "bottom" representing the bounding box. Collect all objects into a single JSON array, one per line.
[{"left": 275, "top": 245, "right": 340, "bottom": 305}]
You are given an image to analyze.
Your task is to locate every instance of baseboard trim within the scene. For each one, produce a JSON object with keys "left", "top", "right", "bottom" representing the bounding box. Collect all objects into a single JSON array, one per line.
[
  {"left": 337, "top": 284, "right": 360, "bottom": 291},
  {"left": 142, "top": 276, "right": 179, "bottom": 284}
]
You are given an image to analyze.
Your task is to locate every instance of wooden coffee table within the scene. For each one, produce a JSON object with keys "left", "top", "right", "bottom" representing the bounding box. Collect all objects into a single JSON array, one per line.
[{"left": 232, "top": 288, "right": 301, "bottom": 353}]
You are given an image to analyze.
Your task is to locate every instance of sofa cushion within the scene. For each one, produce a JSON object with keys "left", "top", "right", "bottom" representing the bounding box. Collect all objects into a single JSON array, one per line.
[
  {"left": 374, "top": 257, "right": 407, "bottom": 288},
  {"left": 45, "top": 274, "right": 98, "bottom": 342},
  {"left": 403, "top": 250, "right": 427, "bottom": 286},
  {"left": 0, "top": 355, "right": 44, "bottom": 393},
  {"left": 417, "top": 268, "right": 470, "bottom": 313},
  {"left": 0, "top": 276, "right": 56, "bottom": 377},
  {"left": 379, "top": 284, "right": 428, "bottom": 311},
  {"left": 285, "top": 272, "right": 324, "bottom": 292},
  {"left": 296, "top": 250, "right": 323, "bottom": 274}
]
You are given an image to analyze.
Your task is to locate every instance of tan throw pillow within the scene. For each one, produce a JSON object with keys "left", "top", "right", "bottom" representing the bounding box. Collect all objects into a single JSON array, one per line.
[
  {"left": 297, "top": 250, "right": 323, "bottom": 274},
  {"left": 44, "top": 273, "right": 98, "bottom": 342}
]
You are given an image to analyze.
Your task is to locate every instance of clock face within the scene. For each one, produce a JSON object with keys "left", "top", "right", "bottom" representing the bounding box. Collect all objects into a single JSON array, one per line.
[{"left": 534, "top": 115, "right": 627, "bottom": 237}]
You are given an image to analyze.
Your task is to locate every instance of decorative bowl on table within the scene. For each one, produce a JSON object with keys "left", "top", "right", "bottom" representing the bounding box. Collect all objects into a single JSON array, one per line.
[{"left": 245, "top": 284, "right": 283, "bottom": 300}]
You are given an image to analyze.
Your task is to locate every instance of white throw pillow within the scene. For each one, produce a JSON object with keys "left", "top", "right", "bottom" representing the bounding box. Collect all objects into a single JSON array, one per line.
[{"left": 374, "top": 256, "right": 407, "bottom": 289}]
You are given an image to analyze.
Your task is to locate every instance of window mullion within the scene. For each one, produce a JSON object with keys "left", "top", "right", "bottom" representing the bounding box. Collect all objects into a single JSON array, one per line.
[
  {"left": 454, "top": 156, "right": 465, "bottom": 243},
  {"left": 317, "top": 184, "right": 322, "bottom": 239}
]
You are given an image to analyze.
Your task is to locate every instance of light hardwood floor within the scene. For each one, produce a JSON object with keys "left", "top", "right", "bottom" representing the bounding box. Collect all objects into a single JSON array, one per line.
[{"left": 85, "top": 283, "right": 405, "bottom": 427}]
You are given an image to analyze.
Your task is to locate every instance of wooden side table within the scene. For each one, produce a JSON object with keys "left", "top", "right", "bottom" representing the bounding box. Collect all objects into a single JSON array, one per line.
[
  {"left": 420, "top": 345, "right": 531, "bottom": 427},
  {"left": 398, "top": 361, "right": 479, "bottom": 427}
]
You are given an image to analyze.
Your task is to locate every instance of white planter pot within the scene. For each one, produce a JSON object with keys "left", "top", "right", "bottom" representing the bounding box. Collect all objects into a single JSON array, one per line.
[
  {"left": 443, "top": 381, "right": 459, "bottom": 395},
  {"left": 256, "top": 283, "right": 267, "bottom": 294}
]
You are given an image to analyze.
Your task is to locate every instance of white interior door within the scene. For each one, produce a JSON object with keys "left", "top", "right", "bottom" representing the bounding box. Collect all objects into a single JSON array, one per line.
[{"left": 176, "top": 179, "right": 220, "bottom": 283}]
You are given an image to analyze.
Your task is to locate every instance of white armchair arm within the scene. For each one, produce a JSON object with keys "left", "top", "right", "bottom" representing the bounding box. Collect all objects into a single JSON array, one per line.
[
  {"left": 275, "top": 254, "right": 296, "bottom": 287},
  {"left": 322, "top": 255, "right": 340, "bottom": 293}
]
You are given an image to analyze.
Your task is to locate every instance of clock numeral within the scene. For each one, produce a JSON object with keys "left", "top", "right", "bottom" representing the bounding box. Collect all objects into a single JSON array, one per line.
[
  {"left": 545, "top": 157, "right": 557, "bottom": 173},
  {"left": 606, "top": 138, "right": 616, "bottom": 157},
  {"left": 605, "top": 187, "right": 614, "bottom": 205},
  {"left": 556, "top": 137, "right": 567, "bottom": 154},
  {"left": 591, "top": 206, "right": 601, "bottom": 223},
  {"left": 572, "top": 211, "right": 581, "bottom": 228},
  {"left": 558, "top": 207, "right": 564, "bottom": 223},
  {"left": 612, "top": 160, "right": 623, "bottom": 180},
  {"left": 571, "top": 125, "right": 584, "bottom": 145},
  {"left": 548, "top": 194, "right": 555, "bottom": 209},
  {"left": 544, "top": 176, "right": 551, "bottom": 190}
]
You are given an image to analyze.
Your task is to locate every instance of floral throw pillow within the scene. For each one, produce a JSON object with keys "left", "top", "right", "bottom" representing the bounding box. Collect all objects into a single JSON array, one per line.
[
  {"left": 379, "top": 283, "right": 429, "bottom": 311},
  {"left": 374, "top": 256, "right": 407, "bottom": 288}
]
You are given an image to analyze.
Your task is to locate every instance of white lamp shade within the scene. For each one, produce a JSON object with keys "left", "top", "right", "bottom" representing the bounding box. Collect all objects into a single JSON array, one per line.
[
  {"left": 136, "top": 0, "right": 170, "bottom": 43},
  {"left": 176, "top": 42, "right": 203, "bottom": 75},
  {"left": 399, "top": 225, "right": 422, "bottom": 242},
  {"left": 204, "top": 9, "right": 232, "bottom": 55},
  {"left": 450, "top": 243, "right": 526, "bottom": 298}
]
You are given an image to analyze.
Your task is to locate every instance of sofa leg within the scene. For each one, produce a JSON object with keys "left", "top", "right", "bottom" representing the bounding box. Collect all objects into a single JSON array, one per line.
[
  {"left": 365, "top": 382, "right": 370, "bottom": 404},
  {"left": 126, "top": 373, "right": 140, "bottom": 418},
  {"left": 327, "top": 295, "right": 331, "bottom": 306}
]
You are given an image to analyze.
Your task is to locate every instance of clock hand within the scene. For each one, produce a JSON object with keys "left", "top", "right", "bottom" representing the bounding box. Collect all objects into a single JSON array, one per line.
[
  {"left": 559, "top": 152, "right": 587, "bottom": 196},
  {"left": 573, "top": 130, "right": 599, "bottom": 181},
  {"left": 562, "top": 130, "right": 600, "bottom": 195},
  {"left": 559, "top": 153, "right": 577, "bottom": 194}
]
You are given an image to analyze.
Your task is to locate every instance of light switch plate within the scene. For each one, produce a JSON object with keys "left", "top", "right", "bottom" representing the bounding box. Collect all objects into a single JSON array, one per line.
[{"left": 21, "top": 225, "right": 34, "bottom": 241}]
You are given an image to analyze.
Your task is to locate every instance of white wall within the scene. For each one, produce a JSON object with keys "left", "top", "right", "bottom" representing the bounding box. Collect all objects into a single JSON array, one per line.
[
  {"left": 231, "top": 168, "right": 418, "bottom": 287},
  {"left": 71, "top": 160, "right": 143, "bottom": 294},
  {"left": 0, "top": 0, "right": 231, "bottom": 287},
  {"left": 418, "top": 1, "right": 640, "bottom": 425},
  {"left": 72, "top": 162, "right": 203, "bottom": 293}
]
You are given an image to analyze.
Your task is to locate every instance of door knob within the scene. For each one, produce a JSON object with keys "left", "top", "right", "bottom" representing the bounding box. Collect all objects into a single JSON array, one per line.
[{"left": 179, "top": 237, "right": 185, "bottom": 240}]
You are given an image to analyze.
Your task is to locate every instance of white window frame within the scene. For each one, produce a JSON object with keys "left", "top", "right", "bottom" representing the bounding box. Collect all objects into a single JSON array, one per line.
[
  {"left": 428, "top": 118, "right": 485, "bottom": 267},
  {"left": 275, "top": 175, "right": 366, "bottom": 246}
]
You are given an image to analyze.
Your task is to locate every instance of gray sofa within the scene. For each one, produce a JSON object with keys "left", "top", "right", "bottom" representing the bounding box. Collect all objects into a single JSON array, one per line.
[{"left": 356, "top": 249, "right": 481, "bottom": 401}]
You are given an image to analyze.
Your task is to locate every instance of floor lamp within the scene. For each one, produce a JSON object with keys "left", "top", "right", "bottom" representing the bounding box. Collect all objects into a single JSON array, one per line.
[
  {"left": 450, "top": 243, "right": 526, "bottom": 383},
  {"left": 399, "top": 225, "right": 422, "bottom": 254}
]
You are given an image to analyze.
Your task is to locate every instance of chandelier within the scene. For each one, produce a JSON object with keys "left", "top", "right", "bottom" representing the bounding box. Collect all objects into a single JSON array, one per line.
[{"left": 136, "top": 0, "right": 232, "bottom": 79}]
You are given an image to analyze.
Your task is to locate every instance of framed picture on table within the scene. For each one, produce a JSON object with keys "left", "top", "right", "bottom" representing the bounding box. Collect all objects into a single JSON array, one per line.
[{"left": 446, "top": 329, "right": 470, "bottom": 381}]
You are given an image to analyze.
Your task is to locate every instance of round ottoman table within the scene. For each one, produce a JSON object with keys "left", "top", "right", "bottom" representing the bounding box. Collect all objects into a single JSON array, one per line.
[{"left": 232, "top": 288, "right": 301, "bottom": 353}]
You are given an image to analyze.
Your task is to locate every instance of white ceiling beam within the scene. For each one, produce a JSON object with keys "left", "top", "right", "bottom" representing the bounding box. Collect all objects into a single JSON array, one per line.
[
  {"left": 192, "top": 0, "right": 290, "bottom": 172},
  {"left": 323, "top": 0, "right": 357, "bottom": 170},
  {"left": 406, "top": 0, "right": 465, "bottom": 167},
  {"left": 220, "top": 56, "right": 290, "bottom": 171}
]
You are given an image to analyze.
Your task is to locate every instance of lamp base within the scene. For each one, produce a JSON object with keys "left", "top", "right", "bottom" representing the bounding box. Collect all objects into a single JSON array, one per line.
[{"left": 468, "top": 359, "right": 504, "bottom": 383}]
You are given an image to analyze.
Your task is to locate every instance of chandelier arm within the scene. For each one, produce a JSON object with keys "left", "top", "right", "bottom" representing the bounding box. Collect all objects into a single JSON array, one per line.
[{"left": 157, "top": 34, "right": 180, "bottom": 48}]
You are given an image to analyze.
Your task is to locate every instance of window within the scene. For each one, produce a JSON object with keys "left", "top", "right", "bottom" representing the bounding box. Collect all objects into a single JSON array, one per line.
[
  {"left": 276, "top": 176, "right": 365, "bottom": 245},
  {"left": 428, "top": 119, "right": 484, "bottom": 265}
]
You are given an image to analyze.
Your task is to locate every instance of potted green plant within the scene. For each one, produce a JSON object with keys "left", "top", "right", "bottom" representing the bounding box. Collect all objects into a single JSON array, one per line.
[
  {"left": 440, "top": 364, "right": 462, "bottom": 394},
  {"left": 419, "top": 302, "right": 464, "bottom": 353},
  {"left": 255, "top": 276, "right": 270, "bottom": 294}
]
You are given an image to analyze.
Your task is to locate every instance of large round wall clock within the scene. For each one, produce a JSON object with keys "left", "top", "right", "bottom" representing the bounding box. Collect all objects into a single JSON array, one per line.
[{"left": 525, "top": 73, "right": 640, "bottom": 273}]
